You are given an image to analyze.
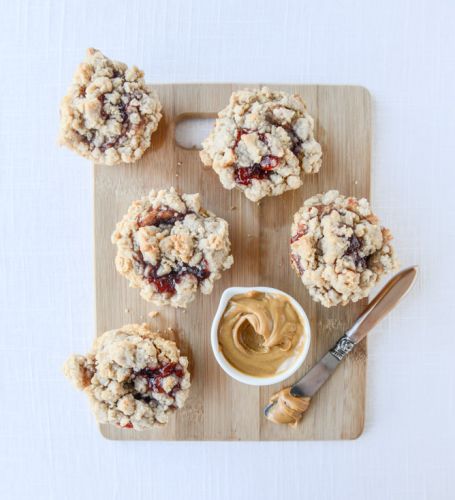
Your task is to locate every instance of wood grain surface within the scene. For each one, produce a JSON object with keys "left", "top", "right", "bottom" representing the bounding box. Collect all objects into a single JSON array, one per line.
[{"left": 94, "top": 84, "right": 371, "bottom": 441}]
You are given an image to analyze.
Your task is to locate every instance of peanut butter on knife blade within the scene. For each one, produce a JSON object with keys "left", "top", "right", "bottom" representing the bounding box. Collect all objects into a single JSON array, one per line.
[{"left": 266, "top": 388, "right": 311, "bottom": 427}]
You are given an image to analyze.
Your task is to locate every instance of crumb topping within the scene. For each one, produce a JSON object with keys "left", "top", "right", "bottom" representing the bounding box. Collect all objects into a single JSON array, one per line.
[
  {"left": 59, "top": 48, "right": 162, "bottom": 165},
  {"left": 112, "top": 188, "right": 234, "bottom": 308},
  {"left": 200, "top": 87, "right": 322, "bottom": 202},
  {"left": 63, "top": 324, "right": 191, "bottom": 430},
  {"left": 290, "top": 190, "right": 398, "bottom": 307}
]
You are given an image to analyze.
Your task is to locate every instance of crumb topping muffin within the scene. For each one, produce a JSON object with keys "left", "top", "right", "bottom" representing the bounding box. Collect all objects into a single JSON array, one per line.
[
  {"left": 200, "top": 87, "right": 322, "bottom": 202},
  {"left": 59, "top": 48, "right": 162, "bottom": 165},
  {"left": 111, "top": 187, "right": 234, "bottom": 308},
  {"left": 290, "top": 190, "right": 398, "bottom": 307},
  {"left": 63, "top": 324, "right": 191, "bottom": 430}
]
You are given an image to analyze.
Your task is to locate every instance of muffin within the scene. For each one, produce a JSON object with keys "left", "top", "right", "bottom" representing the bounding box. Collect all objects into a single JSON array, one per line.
[
  {"left": 200, "top": 87, "right": 322, "bottom": 202},
  {"left": 63, "top": 324, "right": 191, "bottom": 430},
  {"left": 111, "top": 187, "right": 234, "bottom": 308},
  {"left": 290, "top": 190, "right": 398, "bottom": 307},
  {"left": 59, "top": 48, "right": 162, "bottom": 165}
]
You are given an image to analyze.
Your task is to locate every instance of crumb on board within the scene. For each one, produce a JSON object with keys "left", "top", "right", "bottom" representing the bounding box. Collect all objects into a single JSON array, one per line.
[
  {"left": 177, "top": 161, "right": 182, "bottom": 166},
  {"left": 148, "top": 311, "right": 159, "bottom": 319},
  {"left": 230, "top": 206, "right": 237, "bottom": 210},
  {"left": 124, "top": 308, "right": 130, "bottom": 313}
]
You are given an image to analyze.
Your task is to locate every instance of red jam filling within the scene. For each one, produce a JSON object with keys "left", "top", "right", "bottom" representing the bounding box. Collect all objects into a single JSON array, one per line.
[
  {"left": 291, "top": 253, "right": 305, "bottom": 275},
  {"left": 290, "top": 225, "right": 308, "bottom": 243},
  {"left": 284, "top": 125, "right": 304, "bottom": 156},
  {"left": 133, "top": 205, "right": 208, "bottom": 295},
  {"left": 141, "top": 261, "right": 210, "bottom": 295},
  {"left": 232, "top": 128, "right": 282, "bottom": 186},
  {"left": 344, "top": 235, "right": 367, "bottom": 269},
  {"left": 233, "top": 154, "right": 282, "bottom": 186},
  {"left": 138, "top": 207, "right": 188, "bottom": 228},
  {"left": 135, "top": 362, "right": 185, "bottom": 394},
  {"left": 234, "top": 164, "right": 270, "bottom": 185}
]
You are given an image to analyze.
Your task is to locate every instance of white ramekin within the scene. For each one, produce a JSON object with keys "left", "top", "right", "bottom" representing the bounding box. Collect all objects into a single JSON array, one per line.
[{"left": 210, "top": 286, "right": 312, "bottom": 386}]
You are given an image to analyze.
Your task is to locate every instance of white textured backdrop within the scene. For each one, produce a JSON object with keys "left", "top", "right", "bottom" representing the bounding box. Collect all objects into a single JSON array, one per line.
[{"left": 0, "top": 1, "right": 454, "bottom": 499}]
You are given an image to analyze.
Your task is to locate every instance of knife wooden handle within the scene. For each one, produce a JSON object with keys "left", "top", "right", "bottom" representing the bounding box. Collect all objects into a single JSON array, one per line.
[{"left": 345, "top": 266, "right": 418, "bottom": 344}]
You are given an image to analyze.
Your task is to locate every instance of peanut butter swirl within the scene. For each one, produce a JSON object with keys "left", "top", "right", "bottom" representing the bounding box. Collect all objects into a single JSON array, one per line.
[{"left": 217, "top": 291, "right": 306, "bottom": 377}]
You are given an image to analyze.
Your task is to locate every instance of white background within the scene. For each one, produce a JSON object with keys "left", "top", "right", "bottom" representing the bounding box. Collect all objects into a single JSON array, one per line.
[{"left": 1, "top": 1, "right": 454, "bottom": 499}]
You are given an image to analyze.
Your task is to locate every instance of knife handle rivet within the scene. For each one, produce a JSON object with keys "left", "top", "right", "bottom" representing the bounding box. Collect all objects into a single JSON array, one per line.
[{"left": 330, "top": 335, "right": 355, "bottom": 361}]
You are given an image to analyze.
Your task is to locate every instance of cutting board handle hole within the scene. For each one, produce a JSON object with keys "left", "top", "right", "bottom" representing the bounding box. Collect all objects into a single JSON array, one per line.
[{"left": 174, "top": 113, "right": 216, "bottom": 150}]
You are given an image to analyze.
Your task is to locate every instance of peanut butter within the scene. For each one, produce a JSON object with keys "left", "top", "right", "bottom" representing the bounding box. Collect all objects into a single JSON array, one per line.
[
  {"left": 217, "top": 291, "right": 306, "bottom": 377},
  {"left": 266, "top": 387, "right": 311, "bottom": 426}
]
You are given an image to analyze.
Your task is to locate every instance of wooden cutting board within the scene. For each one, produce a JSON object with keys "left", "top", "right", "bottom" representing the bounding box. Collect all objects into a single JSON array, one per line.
[{"left": 94, "top": 84, "right": 371, "bottom": 440}]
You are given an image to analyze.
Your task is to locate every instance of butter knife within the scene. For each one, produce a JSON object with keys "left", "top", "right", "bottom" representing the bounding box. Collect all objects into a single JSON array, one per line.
[{"left": 264, "top": 266, "right": 418, "bottom": 417}]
